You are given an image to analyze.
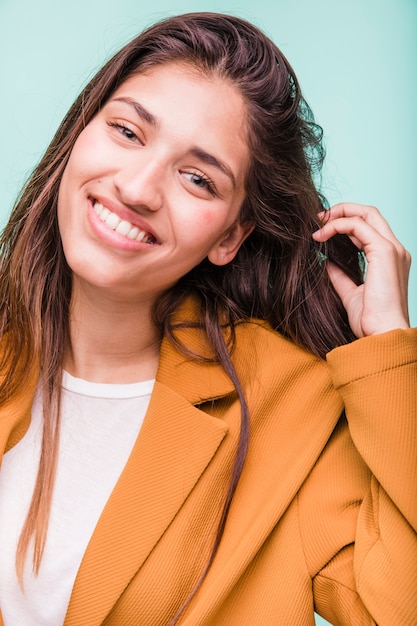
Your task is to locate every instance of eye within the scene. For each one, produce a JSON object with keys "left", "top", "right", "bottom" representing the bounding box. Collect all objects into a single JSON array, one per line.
[
  {"left": 182, "top": 171, "right": 216, "bottom": 196},
  {"left": 108, "top": 121, "right": 141, "bottom": 143}
]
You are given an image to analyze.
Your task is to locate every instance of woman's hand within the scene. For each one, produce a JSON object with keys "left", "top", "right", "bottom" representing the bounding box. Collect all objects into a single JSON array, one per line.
[{"left": 312, "top": 203, "right": 411, "bottom": 338}]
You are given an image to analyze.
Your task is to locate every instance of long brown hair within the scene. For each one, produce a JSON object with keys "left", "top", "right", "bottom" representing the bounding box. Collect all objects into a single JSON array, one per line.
[{"left": 0, "top": 12, "right": 363, "bottom": 618}]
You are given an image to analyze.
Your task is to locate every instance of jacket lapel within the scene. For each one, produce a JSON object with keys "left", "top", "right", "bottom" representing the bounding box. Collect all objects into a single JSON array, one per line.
[
  {"left": 64, "top": 337, "right": 234, "bottom": 626},
  {"left": 0, "top": 366, "right": 38, "bottom": 458}
]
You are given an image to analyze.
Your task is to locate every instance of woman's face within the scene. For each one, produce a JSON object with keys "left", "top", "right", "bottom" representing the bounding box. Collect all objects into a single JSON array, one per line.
[{"left": 57, "top": 62, "right": 252, "bottom": 303}]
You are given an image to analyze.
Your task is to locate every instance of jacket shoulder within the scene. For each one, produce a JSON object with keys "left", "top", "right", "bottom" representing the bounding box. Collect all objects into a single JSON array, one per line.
[{"left": 232, "top": 320, "right": 328, "bottom": 383}]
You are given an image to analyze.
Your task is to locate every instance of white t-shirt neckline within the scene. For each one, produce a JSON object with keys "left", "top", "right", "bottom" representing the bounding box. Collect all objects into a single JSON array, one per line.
[{"left": 62, "top": 370, "right": 155, "bottom": 398}]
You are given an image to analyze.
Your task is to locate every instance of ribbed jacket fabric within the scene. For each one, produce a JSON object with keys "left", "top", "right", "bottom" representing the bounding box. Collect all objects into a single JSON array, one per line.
[{"left": 0, "top": 319, "right": 416, "bottom": 625}]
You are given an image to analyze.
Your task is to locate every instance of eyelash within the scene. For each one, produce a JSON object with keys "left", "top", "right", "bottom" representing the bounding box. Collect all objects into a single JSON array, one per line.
[
  {"left": 108, "top": 121, "right": 139, "bottom": 142},
  {"left": 185, "top": 171, "right": 217, "bottom": 197}
]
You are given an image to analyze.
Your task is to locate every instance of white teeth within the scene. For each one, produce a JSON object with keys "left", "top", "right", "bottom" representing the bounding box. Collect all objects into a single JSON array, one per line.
[
  {"left": 93, "top": 202, "right": 154, "bottom": 243},
  {"left": 115, "top": 220, "right": 132, "bottom": 236},
  {"left": 127, "top": 227, "right": 139, "bottom": 240},
  {"left": 106, "top": 213, "right": 120, "bottom": 230}
]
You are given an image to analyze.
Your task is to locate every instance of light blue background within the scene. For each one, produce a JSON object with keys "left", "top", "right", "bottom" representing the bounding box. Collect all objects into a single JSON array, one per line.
[
  {"left": 0, "top": 0, "right": 415, "bottom": 327},
  {"left": 0, "top": 2, "right": 415, "bottom": 622}
]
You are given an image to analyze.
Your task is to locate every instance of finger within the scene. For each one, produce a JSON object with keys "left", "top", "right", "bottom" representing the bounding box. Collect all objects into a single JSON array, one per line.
[
  {"left": 326, "top": 261, "right": 358, "bottom": 305},
  {"left": 325, "top": 262, "right": 364, "bottom": 337},
  {"left": 320, "top": 204, "right": 411, "bottom": 267},
  {"left": 313, "top": 215, "right": 392, "bottom": 254},
  {"left": 318, "top": 203, "right": 402, "bottom": 250},
  {"left": 313, "top": 215, "right": 411, "bottom": 277}
]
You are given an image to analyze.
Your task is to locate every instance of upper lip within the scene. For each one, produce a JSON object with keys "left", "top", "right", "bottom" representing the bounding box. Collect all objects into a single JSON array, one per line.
[{"left": 90, "top": 194, "right": 160, "bottom": 243}]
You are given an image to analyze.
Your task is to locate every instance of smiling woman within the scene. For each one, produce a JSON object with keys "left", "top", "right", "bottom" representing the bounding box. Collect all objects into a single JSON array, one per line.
[
  {"left": 57, "top": 63, "right": 251, "bottom": 304},
  {"left": 0, "top": 12, "right": 415, "bottom": 626}
]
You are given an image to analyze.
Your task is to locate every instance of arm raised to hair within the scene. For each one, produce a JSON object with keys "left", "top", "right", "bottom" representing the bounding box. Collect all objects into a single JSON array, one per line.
[{"left": 312, "top": 202, "right": 411, "bottom": 338}]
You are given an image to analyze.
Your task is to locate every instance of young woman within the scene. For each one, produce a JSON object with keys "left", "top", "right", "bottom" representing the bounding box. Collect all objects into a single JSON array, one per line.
[{"left": 0, "top": 12, "right": 415, "bottom": 626}]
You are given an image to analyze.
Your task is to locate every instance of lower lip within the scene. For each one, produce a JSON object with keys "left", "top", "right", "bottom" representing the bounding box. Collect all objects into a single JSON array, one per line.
[{"left": 87, "top": 201, "right": 156, "bottom": 252}]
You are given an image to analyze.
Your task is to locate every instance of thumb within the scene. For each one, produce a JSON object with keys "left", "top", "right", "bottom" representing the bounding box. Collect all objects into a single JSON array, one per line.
[{"left": 325, "top": 261, "right": 358, "bottom": 308}]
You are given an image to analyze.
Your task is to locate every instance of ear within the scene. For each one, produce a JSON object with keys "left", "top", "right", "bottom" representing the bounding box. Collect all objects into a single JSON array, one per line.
[{"left": 207, "top": 221, "right": 255, "bottom": 266}]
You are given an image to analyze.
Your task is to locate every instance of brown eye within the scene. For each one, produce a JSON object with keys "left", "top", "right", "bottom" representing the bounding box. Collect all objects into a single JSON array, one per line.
[
  {"left": 108, "top": 122, "right": 140, "bottom": 143},
  {"left": 119, "top": 126, "right": 137, "bottom": 140},
  {"left": 183, "top": 172, "right": 216, "bottom": 196}
]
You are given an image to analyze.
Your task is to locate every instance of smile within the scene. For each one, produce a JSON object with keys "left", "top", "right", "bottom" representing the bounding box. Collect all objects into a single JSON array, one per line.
[{"left": 93, "top": 201, "right": 156, "bottom": 244}]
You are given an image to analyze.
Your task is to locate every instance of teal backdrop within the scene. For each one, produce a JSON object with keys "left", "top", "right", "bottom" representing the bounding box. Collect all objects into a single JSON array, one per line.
[
  {"left": 0, "top": 2, "right": 415, "bottom": 622},
  {"left": 0, "top": 0, "right": 415, "bottom": 327}
]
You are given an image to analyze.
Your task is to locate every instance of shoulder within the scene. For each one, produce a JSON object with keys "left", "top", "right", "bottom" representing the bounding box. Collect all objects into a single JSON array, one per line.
[
  {"left": 234, "top": 319, "right": 312, "bottom": 354},
  {"left": 231, "top": 320, "right": 341, "bottom": 439},
  {"left": 232, "top": 319, "right": 329, "bottom": 386}
]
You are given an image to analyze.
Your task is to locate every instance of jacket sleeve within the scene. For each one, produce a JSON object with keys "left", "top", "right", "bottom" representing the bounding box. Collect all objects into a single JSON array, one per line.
[{"left": 310, "top": 328, "right": 417, "bottom": 625}]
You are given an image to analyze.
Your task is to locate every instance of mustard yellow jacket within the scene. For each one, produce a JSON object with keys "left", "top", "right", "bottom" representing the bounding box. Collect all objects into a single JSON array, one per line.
[{"left": 0, "top": 322, "right": 416, "bottom": 625}]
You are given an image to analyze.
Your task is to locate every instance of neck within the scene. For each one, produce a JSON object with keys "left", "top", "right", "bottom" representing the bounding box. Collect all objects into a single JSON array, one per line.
[{"left": 65, "top": 281, "right": 162, "bottom": 383}]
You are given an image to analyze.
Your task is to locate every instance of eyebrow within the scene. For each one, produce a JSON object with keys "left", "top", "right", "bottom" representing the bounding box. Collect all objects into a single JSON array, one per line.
[
  {"left": 110, "top": 96, "right": 237, "bottom": 188},
  {"left": 112, "top": 97, "right": 159, "bottom": 128},
  {"left": 188, "top": 147, "right": 236, "bottom": 188}
]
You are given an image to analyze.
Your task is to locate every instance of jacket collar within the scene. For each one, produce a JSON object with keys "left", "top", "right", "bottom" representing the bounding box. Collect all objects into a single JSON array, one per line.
[
  {"left": 64, "top": 331, "right": 236, "bottom": 625},
  {"left": 0, "top": 363, "right": 38, "bottom": 457},
  {"left": 156, "top": 325, "right": 235, "bottom": 403}
]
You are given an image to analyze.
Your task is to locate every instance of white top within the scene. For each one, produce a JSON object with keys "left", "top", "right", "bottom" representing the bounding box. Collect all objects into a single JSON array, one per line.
[{"left": 0, "top": 372, "right": 154, "bottom": 626}]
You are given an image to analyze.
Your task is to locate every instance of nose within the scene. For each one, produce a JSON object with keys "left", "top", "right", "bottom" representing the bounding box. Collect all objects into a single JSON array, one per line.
[{"left": 113, "top": 158, "right": 164, "bottom": 212}]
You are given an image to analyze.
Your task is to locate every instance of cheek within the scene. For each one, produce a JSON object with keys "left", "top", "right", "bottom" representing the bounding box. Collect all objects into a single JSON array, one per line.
[
  {"left": 57, "top": 131, "right": 106, "bottom": 226},
  {"left": 184, "top": 200, "right": 242, "bottom": 251},
  {"left": 200, "top": 209, "right": 218, "bottom": 227},
  {"left": 197, "top": 198, "right": 243, "bottom": 235},
  {"left": 189, "top": 209, "right": 227, "bottom": 247},
  {"left": 178, "top": 205, "right": 217, "bottom": 233},
  {"left": 63, "top": 126, "right": 104, "bottom": 183}
]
